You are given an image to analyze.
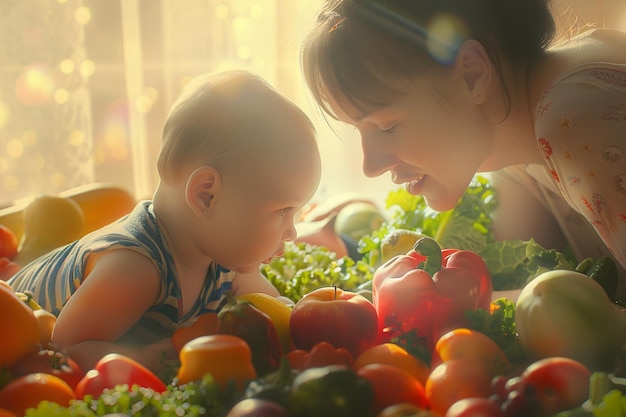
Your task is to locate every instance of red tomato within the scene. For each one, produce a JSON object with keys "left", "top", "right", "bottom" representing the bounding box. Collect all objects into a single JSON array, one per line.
[
  {"left": 0, "top": 373, "right": 75, "bottom": 416},
  {"left": 356, "top": 363, "right": 429, "bottom": 415},
  {"left": 10, "top": 348, "right": 84, "bottom": 390},
  {"left": 445, "top": 398, "right": 504, "bottom": 417},
  {"left": 74, "top": 353, "right": 167, "bottom": 399},
  {"left": 0, "top": 225, "right": 17, "bottom": 260},
  {"left": 520, "top": 357, "right": 591, "bottom": 417}
]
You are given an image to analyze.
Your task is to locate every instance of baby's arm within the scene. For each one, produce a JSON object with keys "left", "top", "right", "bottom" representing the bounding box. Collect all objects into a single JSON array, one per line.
[
  {"left": 51, "top": 249, "right": 175, "bottom": 373},
  {"left": 231, "top": 269, "right": 285, "bottom": 299}
]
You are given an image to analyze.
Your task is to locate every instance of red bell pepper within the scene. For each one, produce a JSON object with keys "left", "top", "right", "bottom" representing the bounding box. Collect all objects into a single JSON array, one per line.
[
  {"left": 372, "top": 237, "right": 492, "bottom": 350},
  {"left": 286, "top": 341, "right": 354, "bottom": 371}
]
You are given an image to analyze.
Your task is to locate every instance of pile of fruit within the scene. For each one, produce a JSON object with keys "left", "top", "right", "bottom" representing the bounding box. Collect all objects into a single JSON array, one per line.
[{"left": 1, "top": 180, "right": 626, "bottom": 417}]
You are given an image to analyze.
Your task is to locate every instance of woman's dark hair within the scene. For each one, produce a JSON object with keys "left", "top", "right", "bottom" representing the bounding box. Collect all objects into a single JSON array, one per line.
[{"left": 302, "top": 0, "right": 556, "bottom": 119}]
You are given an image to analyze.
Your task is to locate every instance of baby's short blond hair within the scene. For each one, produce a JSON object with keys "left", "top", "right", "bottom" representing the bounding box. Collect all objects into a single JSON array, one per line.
[{"left": 157, "top": 70, "right": 314, "bottom": 183}]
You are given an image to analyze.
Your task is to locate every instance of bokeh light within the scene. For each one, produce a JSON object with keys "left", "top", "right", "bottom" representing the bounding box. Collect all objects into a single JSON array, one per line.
[
  {"left": 6, "top": 138, "right": 25, "bottom": 159},
  {"left": 426, "top": 13, "right": 468, "bottom": 66},
  {"left": 74, "top": 6, "right": 92, "bottom": 25},
  {"left": 96, "top": 101, "right": 130, "bottom": 163},
  {"left": 215, "top": 4, "right": 230, "bottom": 20},
  {"left": 14, "top": 64, "right": 55, "bottom": 106}
]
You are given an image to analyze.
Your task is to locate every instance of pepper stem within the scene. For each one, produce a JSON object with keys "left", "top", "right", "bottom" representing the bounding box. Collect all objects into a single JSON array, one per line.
[{"left": 413, "top": 237, "right": 443, "bottom": 276}]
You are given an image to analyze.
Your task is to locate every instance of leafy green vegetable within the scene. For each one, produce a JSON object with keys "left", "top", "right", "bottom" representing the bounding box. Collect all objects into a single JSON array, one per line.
[
  {"left": 478, "top": 238, "right": 575, "bottom": 290},
  {"left": 26, "top": 375, "right": 238, "bottom": 417},
  {"left": 465, "top": 298, "right": 529, "bottom": 366},
  {"left": 260, "top": 242, "right": 375, "bottom": 303},
  {"left": 360, "top": 175, "right": 574, "bottom": 290}
]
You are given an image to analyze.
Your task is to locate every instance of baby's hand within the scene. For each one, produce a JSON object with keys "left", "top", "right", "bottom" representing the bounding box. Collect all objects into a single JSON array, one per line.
[{"left": 139, "top": 338, "right": 179, "bottom": 377}]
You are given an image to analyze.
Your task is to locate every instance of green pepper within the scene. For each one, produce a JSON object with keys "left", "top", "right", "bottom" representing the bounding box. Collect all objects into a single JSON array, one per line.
[
  {"left": 287, "top": 365, "right": 374, "bottom": 417},
  {"left": 244, "top": 357, "right": 297, "bottom": 408}
]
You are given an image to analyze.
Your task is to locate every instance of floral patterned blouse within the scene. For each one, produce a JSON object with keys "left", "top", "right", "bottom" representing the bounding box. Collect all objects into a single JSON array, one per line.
[{"left": 533, "top": 63, "right": 626, "bottom": 270}]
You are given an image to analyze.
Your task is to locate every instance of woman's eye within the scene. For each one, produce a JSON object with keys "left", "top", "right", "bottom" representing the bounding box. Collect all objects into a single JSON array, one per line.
[
  {"left": 380, "top": 125, "right": 397, "bottom": 134},
  {"left": 279, "top": 208, "right": 290, "bottom": 217}
]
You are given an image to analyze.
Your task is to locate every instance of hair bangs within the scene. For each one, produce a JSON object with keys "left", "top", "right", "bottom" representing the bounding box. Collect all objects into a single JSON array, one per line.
[{"left": 303, "top": 15, "right": 419, "bottom": 121}]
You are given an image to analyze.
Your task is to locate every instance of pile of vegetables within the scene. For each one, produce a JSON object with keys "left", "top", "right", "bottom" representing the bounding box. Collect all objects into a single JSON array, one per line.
[{"left": 1, "top": 176, "right": 625, "bottom": 417}]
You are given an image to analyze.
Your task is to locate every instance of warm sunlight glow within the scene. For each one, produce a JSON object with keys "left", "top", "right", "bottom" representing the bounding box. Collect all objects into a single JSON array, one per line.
[
  {"left": 215, "top": 4, "right": 230, "bottom": 20},
  {"left": 59, "top": 59, "right": 76, "bottom": 74},
  {"left": 54, "top": 89, "right": 69, "bottom": 104},
  {"left": 22, "top": 131, "right": 38, "bottom": 147},
  {"left": 15, "top": 65, "right": 55, "bottom": 106},
  {"left": 74, "top": 6, "right": 92, "bottom": 25},
  {"left": 2, "top": 175, "right": 19, "bottom": 194},
  {"left": 79, "top": 60, "right": 95, "bottom": 78},
  {"left": 50, "top": 172, "right": 66, "bottom": 189},
  {"left": 250, "top": 4, "right": 264, "bottom": 18},
  {"left": 68, "top": 130, "right": 85, "bottom": 147},
  {"left": 0, "top": 102, "right": 9, "bottom": 130},
  {"left": 6, "top": 138, "right": 24, "bottom": 159}
]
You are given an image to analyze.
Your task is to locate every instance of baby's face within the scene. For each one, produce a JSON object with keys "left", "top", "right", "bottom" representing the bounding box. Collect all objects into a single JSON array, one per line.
[{"left": 203, "top": 118, "right": 321, "bottom": 273}]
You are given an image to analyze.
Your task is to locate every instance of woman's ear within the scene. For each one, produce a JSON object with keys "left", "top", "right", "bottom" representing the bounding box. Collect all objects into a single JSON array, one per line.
[
  {"left": 454, "top": 39, "right": 492, "bottom": 104},
  {"left": 185, "top": 166, "right": 221, "bottom": 218}
]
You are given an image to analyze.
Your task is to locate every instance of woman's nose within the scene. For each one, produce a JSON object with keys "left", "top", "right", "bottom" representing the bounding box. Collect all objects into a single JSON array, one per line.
[{"left": 360, "top": 133, "right": 395, "bottom": 178}]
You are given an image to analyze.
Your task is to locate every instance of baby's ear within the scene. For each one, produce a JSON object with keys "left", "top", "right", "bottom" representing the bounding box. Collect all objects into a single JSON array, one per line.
[
  {"left": 185, "top": 166, "right": 221, "bottom": 217},
  {"left": 454, "top": 39, "right": 492, "bottom": 104}
]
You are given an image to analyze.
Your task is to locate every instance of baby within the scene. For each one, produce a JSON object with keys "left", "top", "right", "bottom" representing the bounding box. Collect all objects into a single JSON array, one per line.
[{"left": 9, "top": 69, "right": 321, "bottom": 373}]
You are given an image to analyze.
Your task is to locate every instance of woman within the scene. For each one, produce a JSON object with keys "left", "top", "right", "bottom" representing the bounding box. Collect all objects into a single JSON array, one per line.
[{"left": 301, "top": 0, "right": 626, "bottom": 294}]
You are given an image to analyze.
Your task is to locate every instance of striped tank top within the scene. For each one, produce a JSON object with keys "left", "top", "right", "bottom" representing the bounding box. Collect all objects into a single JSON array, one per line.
[{"left": 8, "top": 200, "right": 235, "bottom": 343}]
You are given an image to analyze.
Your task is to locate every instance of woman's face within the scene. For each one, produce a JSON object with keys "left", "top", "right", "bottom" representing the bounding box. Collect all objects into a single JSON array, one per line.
[{"left": 328, "top": 76, "right": 494, "bottom": 212}]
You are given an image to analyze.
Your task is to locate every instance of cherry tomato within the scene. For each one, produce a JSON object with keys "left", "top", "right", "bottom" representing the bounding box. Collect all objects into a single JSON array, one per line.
[
  {"left": 425, "top": 359, "right": 493, "bottom": 416},
  {"left": 10, "top": 348, "right": 84, "bottom": 390},
  {"left": 0, "top": 373, "right": 75, "bottom": 416},
  {"left": 445, "top": 398, "right": 504, "bottom": 417},
  {"left": 356, "top": 363, "right": 429, "bottom": 415},
  {"left": 75, "top": 353, "right": 167, "bottom": 399},
  {"left": 520, "top": 357, "right": 591, "bottom": 417},
  {"left": 0, "top": 225, "right": 17, "bottom": 260}
]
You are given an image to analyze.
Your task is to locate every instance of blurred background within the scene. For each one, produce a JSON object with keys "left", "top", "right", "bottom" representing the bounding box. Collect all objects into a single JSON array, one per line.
[{"left": 0, "top": 0, "right": 624, "bottom": 210}]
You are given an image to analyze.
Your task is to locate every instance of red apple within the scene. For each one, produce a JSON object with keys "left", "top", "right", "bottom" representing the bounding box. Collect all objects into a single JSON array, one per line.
[{"left": 289, "top": 286, "right": 378, "bottom": 358}]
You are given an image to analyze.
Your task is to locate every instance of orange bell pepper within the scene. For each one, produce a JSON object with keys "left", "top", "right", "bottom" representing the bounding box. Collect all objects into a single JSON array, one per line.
[{"left": 176, "top": 334, "right": 256, "bottom": 391}]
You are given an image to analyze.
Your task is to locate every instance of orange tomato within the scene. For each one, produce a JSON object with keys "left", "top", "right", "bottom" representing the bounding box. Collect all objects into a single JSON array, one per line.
[
  {"left": 0, "top": 373, "right": 75, "bottom": 416},
  {"left": 356, "top": 363, "right": 429, "bottom": 415},
  {"left": 176, "top": 334, "right": 256, "bottom": 390},
  {"left": 424, "top": 359, "right": 493, "bottom": 416},
  {"left": 172, "top": 313, "right": 220, "bottom": 352},
  {"left": 354, "top": 342, "right": 431, "bottom": 385},
  {"left": 0, "top": 409, "right": 18, "bottom": 417},
  {"left": 433, "top": 328, "right": 513, "bottom": 376},
  {"left": 0, "top": 281, "right": 40, "bottom": 366},
  {"left": 33, "top": 309, "right": 57, "bottom": 346}
]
